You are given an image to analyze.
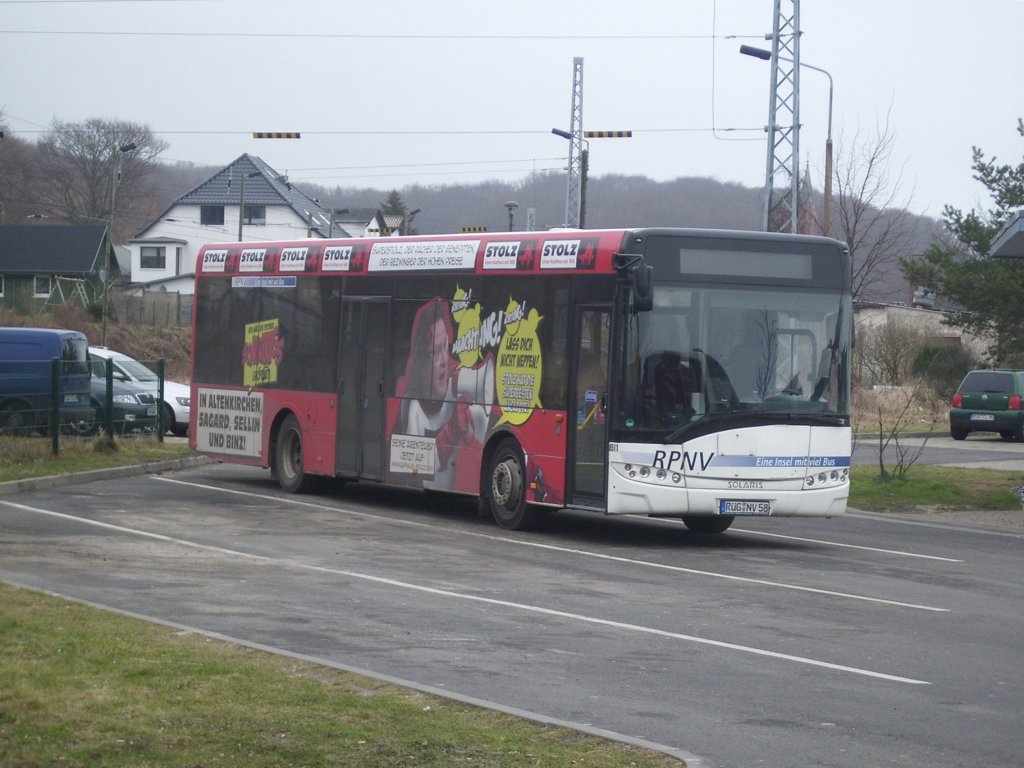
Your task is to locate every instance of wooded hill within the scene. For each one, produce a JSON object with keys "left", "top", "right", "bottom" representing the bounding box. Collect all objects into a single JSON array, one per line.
[{"left": 45, "top": 158, "right": 949, "bottom": 305}]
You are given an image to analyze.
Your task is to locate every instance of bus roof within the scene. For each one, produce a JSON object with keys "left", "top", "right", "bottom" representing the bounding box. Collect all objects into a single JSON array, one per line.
[{"left": 194, "top": 227, "right": 847, "bottom": 280}]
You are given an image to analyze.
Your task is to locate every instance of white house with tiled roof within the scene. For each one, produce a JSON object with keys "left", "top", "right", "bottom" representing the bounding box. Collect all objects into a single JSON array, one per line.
[{"left": 125, "top": 154, "right": 387, "bottom": 296}]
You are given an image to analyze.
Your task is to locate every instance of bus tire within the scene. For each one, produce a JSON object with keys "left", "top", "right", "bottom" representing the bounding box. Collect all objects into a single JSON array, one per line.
[
  {"left": 682, "top": 515, "right": 734, "bottom": 534},
  {"left": 486, "top": 439, "right": 542, "bottom": 531},
  {"left": 274, "top": 414, "right": 316, "bottom": 493}
]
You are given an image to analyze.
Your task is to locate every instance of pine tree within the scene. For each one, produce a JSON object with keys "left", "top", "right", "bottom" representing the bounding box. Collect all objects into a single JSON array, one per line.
[
  {"left": 903, "top": 119, "right": 1024, "bottom": 366},
  {"left": 379, "top": 190, "right": 407, "bottom": 217}
]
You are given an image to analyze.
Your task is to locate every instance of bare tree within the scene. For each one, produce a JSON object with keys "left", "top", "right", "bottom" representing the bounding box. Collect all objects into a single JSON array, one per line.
[
  {"left": 870, "top": 380, "right": 935, "bottom": 480},
  {"left": 0, "top": 111, "right": 40, "bottom": 225},
  {"left": 831, "top": 109, "right": 917, "bottom": 302},
  {"left": 34, "top": 118, "right": 167, "bottom": 239},
  {"left": 854, "top": 316, "right": 927, "bottom": 386}
]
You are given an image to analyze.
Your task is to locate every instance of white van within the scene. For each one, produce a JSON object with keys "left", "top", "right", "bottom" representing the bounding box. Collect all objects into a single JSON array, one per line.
[{"left": 88, "top": 346, "right": 191, "bottom": 436}]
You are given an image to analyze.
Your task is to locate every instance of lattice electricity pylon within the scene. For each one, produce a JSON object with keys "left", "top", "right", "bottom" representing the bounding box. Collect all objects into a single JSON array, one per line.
[
  {"left": 563, "top": 57, "right": 585, "bottom": 228},
  {"left": 761, "top": 0, "right": 801, "bottom": 233}
]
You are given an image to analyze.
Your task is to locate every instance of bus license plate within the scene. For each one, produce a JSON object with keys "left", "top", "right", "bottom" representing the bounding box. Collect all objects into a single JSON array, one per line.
[{"left": 719, "top": 500, "right": 771, "bottom": 515}]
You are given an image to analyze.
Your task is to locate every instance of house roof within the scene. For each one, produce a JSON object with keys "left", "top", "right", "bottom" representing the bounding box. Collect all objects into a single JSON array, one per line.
[
  {"left": 334, "top": 208, "right": 380, "bottom": 224},
  {"left": 0, "top": 224, "right": 109, "bottom": 275},
  {"left": 135, "top": 154, "right": 342, "bottom": 239},
  {"left": 990, "top": 211, "right": 1024, "bottom": 259}
]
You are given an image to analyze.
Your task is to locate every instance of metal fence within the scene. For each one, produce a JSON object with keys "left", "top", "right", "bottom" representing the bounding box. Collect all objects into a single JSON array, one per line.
[
  {"left": 111, "top": 293, "right": 193, "bottom": 327},
  {"left": 0, "top": 357, "right": 168, "bottom": 454}
]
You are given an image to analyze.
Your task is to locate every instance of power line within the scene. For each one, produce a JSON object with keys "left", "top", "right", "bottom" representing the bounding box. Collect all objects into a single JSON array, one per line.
[
  {"left": 9, "top": 127, "right": 764, "bottom": 137},
  {"left": 0, "top": 28, "right": 762, "bottom": 40}
]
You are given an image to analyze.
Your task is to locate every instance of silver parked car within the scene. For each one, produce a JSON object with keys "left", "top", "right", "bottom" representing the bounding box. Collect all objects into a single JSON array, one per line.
[{"left": 88, "top": 346, "right": 191, "bottom": 436}]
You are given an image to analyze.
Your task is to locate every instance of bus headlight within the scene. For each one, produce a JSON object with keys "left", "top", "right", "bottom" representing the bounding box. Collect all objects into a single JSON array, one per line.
[
  {"left": 611, "top": 462, "right": 685, "bottom": 486},
  {"left": 805, "top": 468, "right": 848, "bottom": 488}
]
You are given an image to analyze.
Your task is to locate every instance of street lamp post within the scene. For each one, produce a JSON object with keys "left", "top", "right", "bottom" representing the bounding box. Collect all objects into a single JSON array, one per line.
[
  {"left": 403, "top": 208, "right": 421, "bottom": 236},
  {"left": 740, "top": 44, "right": 834, "bottom": 237},
  {"left": 551, "top": 128, "right": 588, "bottom": 228},
  {"left": 102, "top": 141, "right": 137, "bottom": 347},
  {"left": 504, "top": 201, "right": 519, "bottom": 232},
  {"left": 328, "top": 208, "right": 349, "bottom": 238}
]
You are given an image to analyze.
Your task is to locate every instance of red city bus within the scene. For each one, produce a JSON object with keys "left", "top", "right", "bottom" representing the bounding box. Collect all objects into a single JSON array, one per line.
[{"left": 191, "top": 228, "right": 852, "bottom": 532}]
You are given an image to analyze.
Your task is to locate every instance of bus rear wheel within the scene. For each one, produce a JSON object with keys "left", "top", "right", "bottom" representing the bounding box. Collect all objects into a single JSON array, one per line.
[
  {"left": 682, "top": 515, "right": 735, "bottom": 534},
  {"left": 486, "top": 439, "right": 542, "bottom": 531},
  {"left": 274, "top": 414, "right": 316, "bottom": 493}
]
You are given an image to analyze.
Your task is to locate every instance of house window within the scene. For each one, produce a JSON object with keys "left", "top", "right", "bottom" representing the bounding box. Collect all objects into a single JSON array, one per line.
[
  {"left": 201, "top": 206, "right": 225, "bottom": 225},
  {"left": 34, "top": 275, "right": 52, "bottom": 298},
  {"left": 140, "top": 246, "right": 167, "bottom": 270},
  {"left": 243, "top": 205, "right": 266, "bottom": 225}
]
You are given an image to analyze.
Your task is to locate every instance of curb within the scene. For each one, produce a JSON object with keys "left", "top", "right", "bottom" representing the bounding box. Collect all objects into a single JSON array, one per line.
[{"left": 0, "top": 455, "right": 213, "bottom": 497}]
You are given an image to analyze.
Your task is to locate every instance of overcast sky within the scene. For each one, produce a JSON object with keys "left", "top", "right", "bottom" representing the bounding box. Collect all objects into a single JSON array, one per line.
[{"left": 3, "top": 0, "right": 1021, "bottom": 222}]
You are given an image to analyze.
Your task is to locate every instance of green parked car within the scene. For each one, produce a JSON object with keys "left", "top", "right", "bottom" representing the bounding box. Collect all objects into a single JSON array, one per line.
[{"left": 949, "top": 369, "right": 1024, "bottom": 441}]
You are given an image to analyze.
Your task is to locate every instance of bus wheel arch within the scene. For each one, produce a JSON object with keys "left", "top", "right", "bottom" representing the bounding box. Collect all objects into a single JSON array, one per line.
[
  {"left": 271, "top": 411, "right": 316, "bottom": 493},
  {"left": 483, "top": 436, "right": 544, "bottom": 531}
]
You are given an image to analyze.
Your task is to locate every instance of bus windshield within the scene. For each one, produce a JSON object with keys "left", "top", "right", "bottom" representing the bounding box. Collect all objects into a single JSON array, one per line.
[{"left": 614, "top": 281, "right": 851, "bottom": 443}]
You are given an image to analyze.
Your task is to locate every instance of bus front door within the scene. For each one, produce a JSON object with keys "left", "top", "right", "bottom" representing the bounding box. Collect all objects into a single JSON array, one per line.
[
  {"left": 570, "top": 306, "right": 610, "bottom": 505},
  {"left": 336, "top": 298, "right": 389, "bottom": 479}
]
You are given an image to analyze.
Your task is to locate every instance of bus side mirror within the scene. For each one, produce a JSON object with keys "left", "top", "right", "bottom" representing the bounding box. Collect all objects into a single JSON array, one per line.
[
  {"left": 613, "top": 253, "right": 654, "bottom": 313},
  {"left": 633, "top": 264, "right": 653, "bottom": 312}
]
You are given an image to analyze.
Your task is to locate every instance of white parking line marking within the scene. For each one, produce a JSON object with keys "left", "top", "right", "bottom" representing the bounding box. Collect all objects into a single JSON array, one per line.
[
  {"left": 0, "top": 498, "right": 930, "bottom": 686},
  {"left": 731, "top": 528, "right": 964, "bottom": 562},
  {"left": 153, "top": 476, "right": 950, "bottom": 613}
]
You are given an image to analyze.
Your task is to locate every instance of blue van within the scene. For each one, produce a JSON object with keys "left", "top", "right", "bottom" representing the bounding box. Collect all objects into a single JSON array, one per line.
[{"left": 0, "top": 327, "right": 93, "bottom": 434}]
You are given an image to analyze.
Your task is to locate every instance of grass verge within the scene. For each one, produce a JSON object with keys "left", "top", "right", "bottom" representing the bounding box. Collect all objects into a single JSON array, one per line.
[
  {"left": 0, "top": 584, "right": 680, "bottom": 768},
  {"left": 849, "top": 464, "right": 1024, "bottom": 512},
  {"left": 0, "top": 435, "right": 194, "bottom": 484}
]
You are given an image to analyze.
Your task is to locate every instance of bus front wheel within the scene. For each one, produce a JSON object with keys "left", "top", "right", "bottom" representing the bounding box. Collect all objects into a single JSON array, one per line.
[
  {"left": 682, "top": 515, "right": 734, "bottom": 534},
  {"left": 486, "top": 439, "right": 543, "bottom": 531},
  {"left": 274, "top": 414, "right": 316, "bottom": 493}
]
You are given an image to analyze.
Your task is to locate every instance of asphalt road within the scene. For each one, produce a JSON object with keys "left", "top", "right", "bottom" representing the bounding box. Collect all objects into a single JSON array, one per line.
[
  {"left": 1, "top": 461, "right": 1022, "bottom": 768},
  {"left": 853, "top": 432, "right": 1023, "bottom": 470}
]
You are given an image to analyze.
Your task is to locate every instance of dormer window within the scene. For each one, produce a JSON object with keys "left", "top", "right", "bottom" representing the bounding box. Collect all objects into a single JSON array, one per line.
[{"left": 201, "top": 206, "right": 225, "bottom": 225}]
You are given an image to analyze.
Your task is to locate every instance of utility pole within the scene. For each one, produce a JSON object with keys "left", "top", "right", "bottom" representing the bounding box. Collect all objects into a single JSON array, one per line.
[
  {"left": 101, "top": 141, "right": 136, "bottom": 347},
  {"left": 552, "top": 60, "right": 631, "bottom": 229},
  {"left": 761, "top": 0, "right": 801, "bottom": 234},
  {"left": 563, "top": 57, "right": 584, "bottom": 228}
]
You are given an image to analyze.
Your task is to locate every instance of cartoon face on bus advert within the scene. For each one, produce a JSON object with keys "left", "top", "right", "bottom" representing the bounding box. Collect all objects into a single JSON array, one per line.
[{"left": 388, "top": 287, "right": 546, "bottom": 492}]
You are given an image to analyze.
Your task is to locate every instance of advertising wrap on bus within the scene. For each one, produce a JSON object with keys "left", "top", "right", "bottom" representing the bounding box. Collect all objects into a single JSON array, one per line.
[{"left": 191, "top": 228, "right": 852, "bottom": 533}]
